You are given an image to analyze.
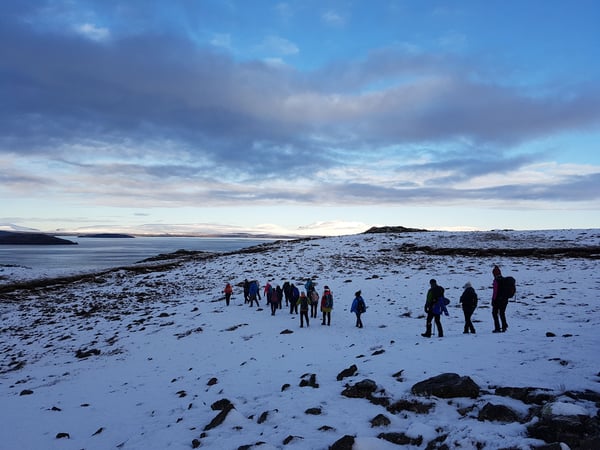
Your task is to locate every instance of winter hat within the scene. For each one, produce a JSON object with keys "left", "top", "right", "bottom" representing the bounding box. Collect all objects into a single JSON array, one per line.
[
  {"left": 492, "top": 265, "right": 501, "bottom": 276},
  {"left": 429, "top": 279, "right": 437, "bottom": 285},
  {"left": 355, "top": 290, "right": 361, "bottom": 296},
  {"left": 324, "top": 285, "right": 329, "bottom": 290},
  {"left": 463, "top": 282, "right": 472, "bottom": 289}
]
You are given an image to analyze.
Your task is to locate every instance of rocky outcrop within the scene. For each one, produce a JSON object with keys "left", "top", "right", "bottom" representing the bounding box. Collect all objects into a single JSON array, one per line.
[{"left": 411, "top": 373, "right": 480, "bottom": 398}]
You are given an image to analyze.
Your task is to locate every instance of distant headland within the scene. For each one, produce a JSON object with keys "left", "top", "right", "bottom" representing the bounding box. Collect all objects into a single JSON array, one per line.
[
  {"left": 0, "top": 231, "right": 77, "bottom": 245},
  {"left": 78, "top": 233, "right": 135, "bottom": 238}
]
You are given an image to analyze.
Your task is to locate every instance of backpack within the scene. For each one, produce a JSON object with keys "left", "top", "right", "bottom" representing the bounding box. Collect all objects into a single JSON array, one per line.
[
  {"left": 432, "top": 297, "right": 450, "bottom": 316},
  {"left": 324, "top": 293, "right": 333, "bottom": 309},
  {"left": 357, "top": 298, "right": 366, "bottom": 313},
  {"left": 499, "top": 276, "right": 516, "bottom": 299}
]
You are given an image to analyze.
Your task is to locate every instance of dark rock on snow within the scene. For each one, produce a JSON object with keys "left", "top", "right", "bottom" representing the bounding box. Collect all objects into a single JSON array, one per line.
[
  {"left": 336, "top": 364, "right": 358, "bottom": 381},
  {"left": 341, "top": 379, "right": 378, "bottom": 399},
  {"left": 329, "top": 434, "right": 355, "bottom": 450},
  {"left": 478, "top": 402, "right": 522, "bottom": 423},
  {"left": 411, "top": 373, "right": 480, "bottom": 399}
]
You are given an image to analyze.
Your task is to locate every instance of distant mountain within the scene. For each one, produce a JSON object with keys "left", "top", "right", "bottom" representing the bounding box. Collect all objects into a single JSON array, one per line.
[
  {"left": 0, "top": 223, "right": 40, "bottom": 233},
  {"left": 0, "top": 231, "right": 77, "bottom": 245}
]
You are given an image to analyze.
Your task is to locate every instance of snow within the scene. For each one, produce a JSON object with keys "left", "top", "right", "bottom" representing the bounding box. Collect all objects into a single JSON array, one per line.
[{"left": 1, "top": 229, "right": 599, "bottom": 450}]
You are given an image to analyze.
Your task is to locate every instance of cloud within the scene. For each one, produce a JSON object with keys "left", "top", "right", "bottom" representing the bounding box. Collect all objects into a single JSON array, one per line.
[
  {"left": 321, "top": 10, "right": 346, "bottom": 27},
  {"left": 1, "top": 7, "right": 599, "bottom": 214},
  {"left": 74, "top": 23, "right": 110, "bottom": 41},
  {"left": 259, "top": 35, "right": 299, "bottom": 56}
]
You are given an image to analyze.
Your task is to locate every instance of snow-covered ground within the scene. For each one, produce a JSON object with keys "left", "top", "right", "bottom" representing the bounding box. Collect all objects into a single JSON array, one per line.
[{"left": 1, "top": 229, "right": 599, "bottom": 449}]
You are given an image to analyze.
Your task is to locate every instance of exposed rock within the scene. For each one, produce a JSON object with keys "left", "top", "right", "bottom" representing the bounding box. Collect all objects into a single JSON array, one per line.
[
  {"left": 19, "top": 389, "right": 33, "bottom": 396},
  {"left": 305, "top": 407, "right": 322, "bottom": 415},
  {"left": 283, "top": 435, "right": 303, "bottom": 445},
  {"left": 364, "top": 226, "right": 427, "bottom": 234},
  {"left": 204, "top": 403, "right": 234, "bottom": 431},
  {"left": 55, "top": 432, "right": 70, "bottom": 439},
  {"left": 280, "top": 329, "right": 294, "bottom": 334},
  {"left": 392, "top": 370, "right": 404, "bottom": 382},
  {"left": 341, "top": 379, "right": 378, "bottom": 399},
  {"left": 281, "top": 383, "right": 290, "bottom": 391},
  {"left": 527, "top": 401, "right": 600, "bottom": 449},
  {"left": 75, "top": 348, "right": 101, "bottom": 359},
  {"left": 299, "top": 373, "right": 319, "bottom": 388},
  {"left": 336, "top": 364, "right": 358, "bottom": 381},
  {"left": 478, "top": 402, "right": 521, "bottom": 423},
  {"left": 191, "top": 438, "right": 201, "bottom": 448},
  {"left": 387, "top": 399, "right": 434, "bottom": 415},
  {"left": 207, "top": 377, "right": 218, "bottom": 386},
  {"left": 411, "top": 373, "right": 480, "bottom": 399},
  {"left": 378, "top": 432, "right": 423, "bottom": 446},
  {"left": 370, "top": 414, "right": 391, "bottom": 427},
  {"left": 495, "top": 386, "right": 555, "bottom": 405},
  {"left": 211, "top": 398, "right": 233, "bottom": 411},
  {"left": 329, "top": 434, "right": 355, "bottom": 450},
  {"left": 257, "top": 411, "right": 269, "bottom": 424}
]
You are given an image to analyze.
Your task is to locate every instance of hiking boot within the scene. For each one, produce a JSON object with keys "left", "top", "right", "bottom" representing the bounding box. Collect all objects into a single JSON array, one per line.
[{"left": 421, "top": 333, "right": 431, "bottom": 338}]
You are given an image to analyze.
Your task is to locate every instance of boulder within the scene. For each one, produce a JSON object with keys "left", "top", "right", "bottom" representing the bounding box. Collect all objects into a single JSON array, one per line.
[
  {"left": 411, "top": 373, "right": 480, "bottom": 399},
  {"left": 329, "top": 435, "right": 354, "bottom": 450},
  {"left": 478, "top": 402, "right": 521, "bottom": 423},
  {"left": 341, "top": 379, "right": 377, "bottom": 399}
]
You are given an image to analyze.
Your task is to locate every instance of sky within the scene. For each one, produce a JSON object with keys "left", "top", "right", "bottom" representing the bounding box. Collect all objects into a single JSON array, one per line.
[{"left": 1, "top": 0, "right": 599, "bottom": 236}]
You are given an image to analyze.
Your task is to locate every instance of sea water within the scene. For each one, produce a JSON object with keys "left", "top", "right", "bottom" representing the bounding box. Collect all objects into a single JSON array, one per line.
[{"left": 0, "top": 236, "right": 274, "bottom": 273}]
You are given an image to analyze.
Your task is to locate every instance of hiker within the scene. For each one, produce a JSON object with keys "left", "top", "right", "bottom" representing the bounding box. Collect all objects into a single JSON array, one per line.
[
  {"left": 492, "top": 265, "right": 509, "bottom": 333},
  {"left": 275, "top": 284, "right": 283, "bottom": 309},
  {"left": 459, "top": 281, "right": 478, "bottom": 333},
  {"left": 223, "top": 282, "right": 233, "bottom": 306},
  {"left": 243, "top": 279, "right": 250, "bottom": 304},
  {"left": 264, "top": 281, "right": 273, "bottom": 305},
  {"left": 304, "top": 278, "right": 314, "bottom": 297},
  {"left": 350, "top": 290, "right": 366, "bottom": 328},
  {"left": 299, "top": 291, "right": 310, "bottom": 327},
  {"left": 283, "top": 281, "right": 291, "bottom": 307},
  {"left": 309, "top": 289, "right": 319, "bottom": 318},
  {"left": 289, "top": 283, "right": 299, "bottom": 314},
  {"left": 321, "top": 286, "right": 333, "bottom": 326},
  {"left": 268, "top": 284, "right": 278, "bottom": 315},
  {"left": 422, "top": 279, "right": 448, "bottom": 337},
  {"left": 248, "top": 280, "right": 260, "bottom": 307}
]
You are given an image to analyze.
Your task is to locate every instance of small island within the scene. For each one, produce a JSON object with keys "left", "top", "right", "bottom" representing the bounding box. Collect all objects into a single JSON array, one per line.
[
  {"left": 77, "top": 233, "right": 135, "bottom": 238},
  {"left": 0, "top": 231, "right": 77, "bottom": 245}
]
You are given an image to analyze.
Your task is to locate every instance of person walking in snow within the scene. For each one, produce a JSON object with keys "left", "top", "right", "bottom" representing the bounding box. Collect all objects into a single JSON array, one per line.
[
  {"left": 491, "top": 265, "right": 509, "bottom": 333},
  {"left": 289, "top": 283, "right": 299, "bottom": 314},
  {"left": 321, "top": 286, "right": 333, "bottom": 326},
  {"left": 223, "top": 282, "right": 233, "bottom": 306},
  {"left": 459, "top": 281, "right": 478, "bottom": 334},
  {"left": 350, "top": 290, "right": 366, "bottom": 328},
  {"left": 248, "top": 280, "right": 260, "bottom": 308},
  {"left": 309, "top": 288, "right": 319, "bottom": 318},
  {"left": 299, "top": 291, "right": 310, "bottom": 327},
  {"left": 275, "top": 284, "right": 283, "bottom": 310},
  {"left": 422, "top": 279, "right": 447, "bottom": 338},
  {"left": 283, "top": 281, "right": 292, "bottom": 307},
  {"left": 243, "top": 279, "right": 250, "bottom": 304}
]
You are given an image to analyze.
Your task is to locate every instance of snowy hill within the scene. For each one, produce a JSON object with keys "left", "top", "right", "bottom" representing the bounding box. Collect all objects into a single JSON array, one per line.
[{"left": 1, "top": 229, "right": 599, "bottom": 449}]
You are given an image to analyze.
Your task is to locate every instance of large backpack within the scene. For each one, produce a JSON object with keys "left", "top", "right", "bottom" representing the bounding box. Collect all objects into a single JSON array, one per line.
[
  {"left": 432, "top": 296, "right": 450, "bottom": 316},
  {"left": 324, "top": 292, "right": 333, "bottom": 309},
  {"left": 500, "top": 276, "right": 516, "bottom": 299}
]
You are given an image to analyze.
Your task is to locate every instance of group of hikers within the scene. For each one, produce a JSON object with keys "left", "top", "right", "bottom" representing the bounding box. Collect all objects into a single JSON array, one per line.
[
  {"left": 222, "top": 278, "right": 367, "bottom": 328},
  {"left": 222, "top": 264, "right": 514, "bottom": 335},
  {"left": 422, "top": 264, "right": 515, "bottom": 337}
]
